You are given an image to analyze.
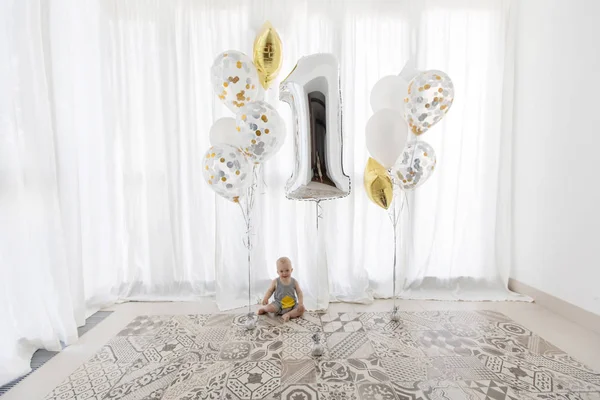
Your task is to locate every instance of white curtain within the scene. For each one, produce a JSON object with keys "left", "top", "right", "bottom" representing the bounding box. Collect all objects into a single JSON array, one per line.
[
  {"left": 398, "top": 0, "right": 522, "bottom": 300},
  {"left": 0, "top": 0, "right": 517, "bottom": 386},
  {"left": 0, "top": 0, "right": 80, "bottom": 385}
]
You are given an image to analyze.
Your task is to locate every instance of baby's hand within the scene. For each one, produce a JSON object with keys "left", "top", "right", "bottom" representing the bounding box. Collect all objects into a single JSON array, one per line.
[{"left": 262, "top": 298, "right": 269, "bottom": 306}]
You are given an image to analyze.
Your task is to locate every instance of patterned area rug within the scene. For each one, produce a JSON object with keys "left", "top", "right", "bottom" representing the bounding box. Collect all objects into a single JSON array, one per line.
[{"left": 44, "top": 310, "right": 600, "bottom": 400}]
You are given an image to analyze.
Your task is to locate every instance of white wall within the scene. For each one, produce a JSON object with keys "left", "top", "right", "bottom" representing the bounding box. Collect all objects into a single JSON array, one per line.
[{"left": 512, "top": 0, "right": 600, "bottom": 315}]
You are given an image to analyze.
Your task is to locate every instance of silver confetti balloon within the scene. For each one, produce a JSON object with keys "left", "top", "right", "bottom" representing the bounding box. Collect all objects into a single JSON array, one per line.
[
  {"left": 279, "top": 53, "right": 350, "bottom": 201},
  {"left": 404, "top": 70, "right": 454, "bottom": 135},
  {"left": 202, "top": 144, "right": 253, "bottom": 202},
  {"left": 236, "top": 101, "right": 285, "bottom": 164},
  {"left": 392, "top": 140, "right": 437, "bottom": 190}
]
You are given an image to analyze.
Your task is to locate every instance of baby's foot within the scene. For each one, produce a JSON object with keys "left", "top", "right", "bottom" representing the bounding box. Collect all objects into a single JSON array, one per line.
[
  {"left": 257, "top": 308, "right": 266, "bottom": 315},
  {"left": 282, "top": 313, "right": 291, "bottom": 322}
]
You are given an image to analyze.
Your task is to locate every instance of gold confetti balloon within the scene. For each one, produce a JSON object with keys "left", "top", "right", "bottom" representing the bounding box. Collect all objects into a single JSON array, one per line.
[
  {"left": 211, "top": 51, "right": 261, "bottom": 113},
  {"left": 202, "top": 144, "right": 253, "bottom": 202},
  {"left": 404, "top": 70, "right": 454, "bottom": 135},
  {"left": 364, "top": 157, "right": 393, "bottom": 210},
  {"left": 253, "top": 21, "right": 283, "bottom": 89},
  {"left": 392, "top": 140, "right": 436, "bottom": 190},
  {"left": 236, "top": 101, "right": 285, "bottom": 163}
]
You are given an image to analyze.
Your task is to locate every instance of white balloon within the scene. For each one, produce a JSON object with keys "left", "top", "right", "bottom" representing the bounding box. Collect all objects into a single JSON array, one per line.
[
  {"left": 370, "top": 75, "right": 409, "bottom": 113},
  {"left": 209, "top": 117, "right": 242, "bottom": 147},
  {"left": 399, "top": 59, "right": 420, "bottom": 82},
  {"left": 365, "top": 109, "right": 409, "bottom": 168}
]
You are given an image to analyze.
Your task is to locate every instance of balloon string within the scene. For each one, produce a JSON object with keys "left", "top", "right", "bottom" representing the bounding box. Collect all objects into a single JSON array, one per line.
[
  {"left": 391, "top": 201, "right": 398, "bottom": 312},
  {"left": 261, "top": 170, "right": 268, "bottom": 194},
  {"left": 316, "top": 200, "right": 323, "bottom": 230},
  {"left": 387, "top": 180, "right": 407, "bottom": 314},
  {"left": 238, "top": 164, "right": 261, "bottom": 318},
  {"left": 315, "top": 200, "right": 323, "bottom": 311}
]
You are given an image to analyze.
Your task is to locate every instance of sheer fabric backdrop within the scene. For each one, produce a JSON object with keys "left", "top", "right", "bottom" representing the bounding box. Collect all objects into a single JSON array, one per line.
[{"left": 0, "top": 0, "right": 517, "bottom": 385}]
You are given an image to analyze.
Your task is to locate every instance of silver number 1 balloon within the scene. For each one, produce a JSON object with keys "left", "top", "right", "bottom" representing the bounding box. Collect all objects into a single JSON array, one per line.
[{"left": 279, "top": 53, "right": 351, "bottom": 201}]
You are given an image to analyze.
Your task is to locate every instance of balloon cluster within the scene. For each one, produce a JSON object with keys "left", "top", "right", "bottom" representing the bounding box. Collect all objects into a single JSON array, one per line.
[
  {"left": 364, "top": 62, "right": 454, "bottom": 209},
  {"left": 203, "top": 22, "right": 285, "bottom": 202}
]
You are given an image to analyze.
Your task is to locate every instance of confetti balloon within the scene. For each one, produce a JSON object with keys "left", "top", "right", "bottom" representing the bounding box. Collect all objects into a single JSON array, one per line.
[
  {"left": 202, "top": 144, "right": 253, "bottom": 202},
  {"left": 392, "top": 140, "right": 436, "bottom": 190},
  {"left": 211, "top": 51, "right": 262, "bottom": 113},
  {"left": 236, "top": 101, "right": 285, "bottom": 163},
  {"left": 404, "top": 70, "right": 454, "bottom": 135}
]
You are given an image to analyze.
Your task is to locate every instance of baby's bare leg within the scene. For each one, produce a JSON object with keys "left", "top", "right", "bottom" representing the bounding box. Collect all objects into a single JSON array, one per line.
[
  {"left": 257, "top": 303, "right": 278, "bottom": 315},
  {"left": 281, "top": 305, "right": 306, "bottom": 322}
]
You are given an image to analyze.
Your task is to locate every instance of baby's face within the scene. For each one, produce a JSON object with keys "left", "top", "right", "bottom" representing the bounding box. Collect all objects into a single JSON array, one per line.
[{"left": 277, "top": 262, "right": 293, "bottom": 279}]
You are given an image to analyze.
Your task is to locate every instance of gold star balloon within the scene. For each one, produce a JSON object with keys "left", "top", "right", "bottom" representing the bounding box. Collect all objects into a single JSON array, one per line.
[
  {"left": 253, "top": 21, "right": 283, "bottom": 89},
  {"left": 364, "top": 158, "right": 393, "bottom": 210}
]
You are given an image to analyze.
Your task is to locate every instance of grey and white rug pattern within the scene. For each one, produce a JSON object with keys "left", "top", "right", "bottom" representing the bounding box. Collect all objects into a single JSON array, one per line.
[{"left": 44, "top": 310, "right": 600, "bottom": 400}]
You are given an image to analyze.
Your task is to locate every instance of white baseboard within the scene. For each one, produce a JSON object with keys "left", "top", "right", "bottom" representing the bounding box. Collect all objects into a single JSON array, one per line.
[{"left": 508, "top": 278, "right": 600, "bottom": 335}]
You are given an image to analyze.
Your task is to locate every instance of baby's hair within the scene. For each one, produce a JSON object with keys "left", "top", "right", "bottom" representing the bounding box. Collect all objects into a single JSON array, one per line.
[{"left": 276, "top": 256, "right": 292, "bottom": 269}]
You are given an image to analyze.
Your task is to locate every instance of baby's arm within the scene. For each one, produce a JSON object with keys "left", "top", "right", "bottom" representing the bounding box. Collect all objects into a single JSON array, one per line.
[
  {"left": 262, "top": 279, "right": 276, "bottom": 305},
  {"left": 295, "top": 280, "right": 304, "bottom": 306}
]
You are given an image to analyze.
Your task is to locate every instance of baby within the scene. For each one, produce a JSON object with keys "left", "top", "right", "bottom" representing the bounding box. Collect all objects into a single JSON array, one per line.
[{"left": 257, "top": 257, "right": 305, "bottom": 322}]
